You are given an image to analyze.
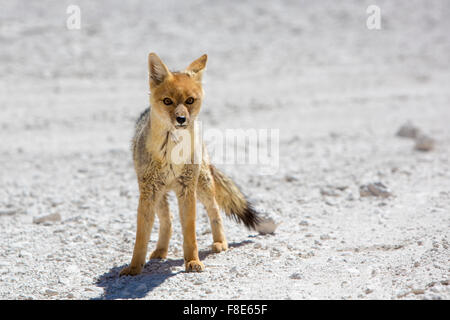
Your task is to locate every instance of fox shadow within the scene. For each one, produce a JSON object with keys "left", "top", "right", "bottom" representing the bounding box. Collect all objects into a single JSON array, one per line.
[{"left": 93, "top": 240, "right": 253, "bottom": 300}]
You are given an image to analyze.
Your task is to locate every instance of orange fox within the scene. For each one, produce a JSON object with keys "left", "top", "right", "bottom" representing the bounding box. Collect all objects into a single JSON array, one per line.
[{"left": 120, "top": 53, "right": 261, "bottom": 276}]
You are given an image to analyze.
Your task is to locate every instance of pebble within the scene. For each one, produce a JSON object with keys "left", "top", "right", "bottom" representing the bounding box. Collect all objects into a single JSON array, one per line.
[
  {"left": 284, "top": 175, "right": 298, "bottom": 182},
  {"left": 320, "top": 187, "right": 340, "bottom": 197},
  {"left": 414, "top": 134, "right": 434, "bottom": 152},
  {"left": 290, "top": 272, "right": 302, "bottom": 280},
  {"left": 298, "top": 251, "right": 315, "bottom": 259},
  {"left": 359, "top": 182, "right": 392, "bottom": 198},
  {"left": 255, "top": 218, "right": 279, "bottom": 235},
  {"left": 396, "top": 122, "right": 420, "bottom": 139},
  {"left": 364, "top": 286, "right": 374, "bottom": 294},
  {"left": 412, "top": 288, "right": 425, "bottom": 295},
  {"left": 44, "top": 289, "right": 58, "bottom": 296},
  {"left": 0, "top": 209, "right": 18, "bottom": 216},
  {"left": 320, "top": 234, "right": 331, "bottom": 240},
  {"left": 33, "top": 213, "right": 61, "bottom": 224}
]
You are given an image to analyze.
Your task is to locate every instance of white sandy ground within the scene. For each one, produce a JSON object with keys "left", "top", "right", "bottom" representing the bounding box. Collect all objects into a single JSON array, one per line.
[{"left": 0, "top": 0, "right": 449, "bottom": 300}]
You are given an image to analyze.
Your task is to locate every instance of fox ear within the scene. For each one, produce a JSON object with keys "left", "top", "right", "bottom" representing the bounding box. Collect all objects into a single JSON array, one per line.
[
  {"left": 186, "top": 54, "right": 207, "bottom": 81},
  {"left": 148, "top": 53, "right": 171, "bottom": 87}
]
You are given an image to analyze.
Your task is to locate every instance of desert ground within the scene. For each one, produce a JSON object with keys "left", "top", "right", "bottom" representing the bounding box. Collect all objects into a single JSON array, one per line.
[{"left": 0, "top": 0, "right": 449, "bottom": 299}]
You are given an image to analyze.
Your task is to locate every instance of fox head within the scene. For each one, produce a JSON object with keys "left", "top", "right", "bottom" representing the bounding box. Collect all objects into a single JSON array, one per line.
[{"left": 148, "top": 53, "right": 207, "bottom": 130}]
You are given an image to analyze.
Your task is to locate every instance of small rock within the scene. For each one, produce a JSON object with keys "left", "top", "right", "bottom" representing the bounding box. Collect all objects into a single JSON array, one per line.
[
  {"left": 290, "top": 272, "right": 302, "bottom": 280},
  {"left": 270, "top": 248, "right": 282, "bottom": 257},
  {"left": 230, "top": 266, "right": 238, "bottom": 273},
  {"left": 253, "top": 243, "right": 262, "bottom": 249},
  {"left": 298, "top": 251, "right": 315, "bottom": 258},
  {"left": 412, "top": 288, "right": 425, "bottom": 295},
  {"left": 320, "top": 234, "right": 331, "bottom": 240},
  {"left": 33, "top": 213, "right": 61, "bottom": 224},
  {"left": 414, "top": 134, "right": 434, "bottom": 152},
  {"left": 396, "top": 290, "right": 409, "bottom": 298},
  {"left": 364, "top": 286, "right": 374, "bottom": 294},
  {"left": 44, "top": 289, "right": 58, "bottom": 296},
  {"left": 359, "top": 182, "right": 392, "bottom": 198},
  {"left": 359, "top": 185, "right": 372, "bottom": 197},
  {"left": 194, "top": 279, "right": 205, "bottom": 285},
  {"left": 255, "top": 218, "right": 279, "bottom": 235},
  {"left": 396, "top": 122, "right": 420, "bottom": 139},
  {"left": 284, "top": 175, "right": 298, "bottom": 182},
  {"left": 299, "top": 220, "right": 309, "bottom": 226},
  {"left": 0, "top": 209, "right": 18, "bottom": 216},
  {"left": 320, "top": 187, "right": 339, "bottom": 197}
]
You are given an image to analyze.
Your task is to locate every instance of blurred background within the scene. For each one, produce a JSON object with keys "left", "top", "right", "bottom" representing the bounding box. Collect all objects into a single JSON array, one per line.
[{"left": 1, "top": 0, "right": 449, "bottom": 153}]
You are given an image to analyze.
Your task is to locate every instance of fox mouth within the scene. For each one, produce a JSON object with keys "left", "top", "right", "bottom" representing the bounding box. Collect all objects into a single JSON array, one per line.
[{"left": 175, "top": 124, "right": 188, "bottom": 129}]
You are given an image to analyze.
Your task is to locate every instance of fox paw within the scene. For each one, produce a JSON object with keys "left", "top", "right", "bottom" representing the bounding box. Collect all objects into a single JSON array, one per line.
[
  {"left": 150, "top": 248, "right": 168, "bottom": 260},
  {"left": 119, "top": 264, "right": 142, "bottom": 276},
  {"left": 212, "top": 241, "right": 228, "bottom": 253},
  {"left": 185, "top": 260, "right": 205, "bottom": 272}
]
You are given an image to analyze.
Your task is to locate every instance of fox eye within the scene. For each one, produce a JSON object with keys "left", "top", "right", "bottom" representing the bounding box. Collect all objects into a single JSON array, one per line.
[
  {"left": 185, "top": 97, "right": 195, "bottom": 105},
  {"left": 163, "top": 98, "right": 173, "bottom": 105}
]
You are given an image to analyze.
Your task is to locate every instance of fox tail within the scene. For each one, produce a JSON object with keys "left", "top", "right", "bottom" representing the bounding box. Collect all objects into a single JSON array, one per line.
[{"left": 210, "top": 165, "right": 261, "bottom": 230}]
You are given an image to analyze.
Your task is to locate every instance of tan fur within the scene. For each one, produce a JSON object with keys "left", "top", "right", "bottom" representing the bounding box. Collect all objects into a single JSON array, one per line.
[{"left": 120, "top": 53, "right": 259, "bottom": 276}]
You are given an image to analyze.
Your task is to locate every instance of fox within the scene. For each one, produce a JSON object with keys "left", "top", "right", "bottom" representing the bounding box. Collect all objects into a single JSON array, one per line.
[{"left": 120, "top": 53, "right": 261, "bottom": 276}]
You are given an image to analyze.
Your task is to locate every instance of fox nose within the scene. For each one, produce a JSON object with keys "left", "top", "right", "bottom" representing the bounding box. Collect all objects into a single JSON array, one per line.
[{"left": 176, "top": 116, "right": 186, "bottom": 124}]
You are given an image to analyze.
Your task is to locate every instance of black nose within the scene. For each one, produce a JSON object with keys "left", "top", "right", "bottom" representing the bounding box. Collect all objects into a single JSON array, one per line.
[{"left": 176, "top": 116, "right": 186, "bottom": 124}]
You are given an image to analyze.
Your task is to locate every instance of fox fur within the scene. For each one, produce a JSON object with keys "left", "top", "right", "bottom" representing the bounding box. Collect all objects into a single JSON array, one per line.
[{"left": 120, "top": 53, "right": 260, "bottom": 276}]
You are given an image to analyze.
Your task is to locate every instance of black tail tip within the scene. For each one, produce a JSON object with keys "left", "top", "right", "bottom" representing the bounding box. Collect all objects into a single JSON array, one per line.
[{"left": 237, "top": 203, "right": 262, "bottom": 230}]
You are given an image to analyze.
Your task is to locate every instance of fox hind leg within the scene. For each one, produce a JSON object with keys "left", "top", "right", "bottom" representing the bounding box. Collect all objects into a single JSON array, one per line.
[{"left": 198, "top": 169, "right": 228, "bottom": 253}]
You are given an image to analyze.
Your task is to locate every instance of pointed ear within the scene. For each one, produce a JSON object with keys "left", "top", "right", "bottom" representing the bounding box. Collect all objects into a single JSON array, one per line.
[
  {"left": 186, "top": 54, "right": 207, "bottom": 81},
  {"left": 148, "top": 53, "right": 171, "bottom": 87}
]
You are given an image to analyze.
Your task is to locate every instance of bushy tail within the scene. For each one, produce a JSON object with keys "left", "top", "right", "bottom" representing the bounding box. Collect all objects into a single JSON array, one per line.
[{"left": 210, "top": 165, "right": 261, "bottom": 230}]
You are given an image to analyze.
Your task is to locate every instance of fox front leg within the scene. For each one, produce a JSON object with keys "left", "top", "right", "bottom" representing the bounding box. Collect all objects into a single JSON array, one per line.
[
  {"left": 120, "top": 194, "right": 157, "bottom": 276},
  {"left": 176, "top": 182, "right": 204, "bottom": 272}
]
